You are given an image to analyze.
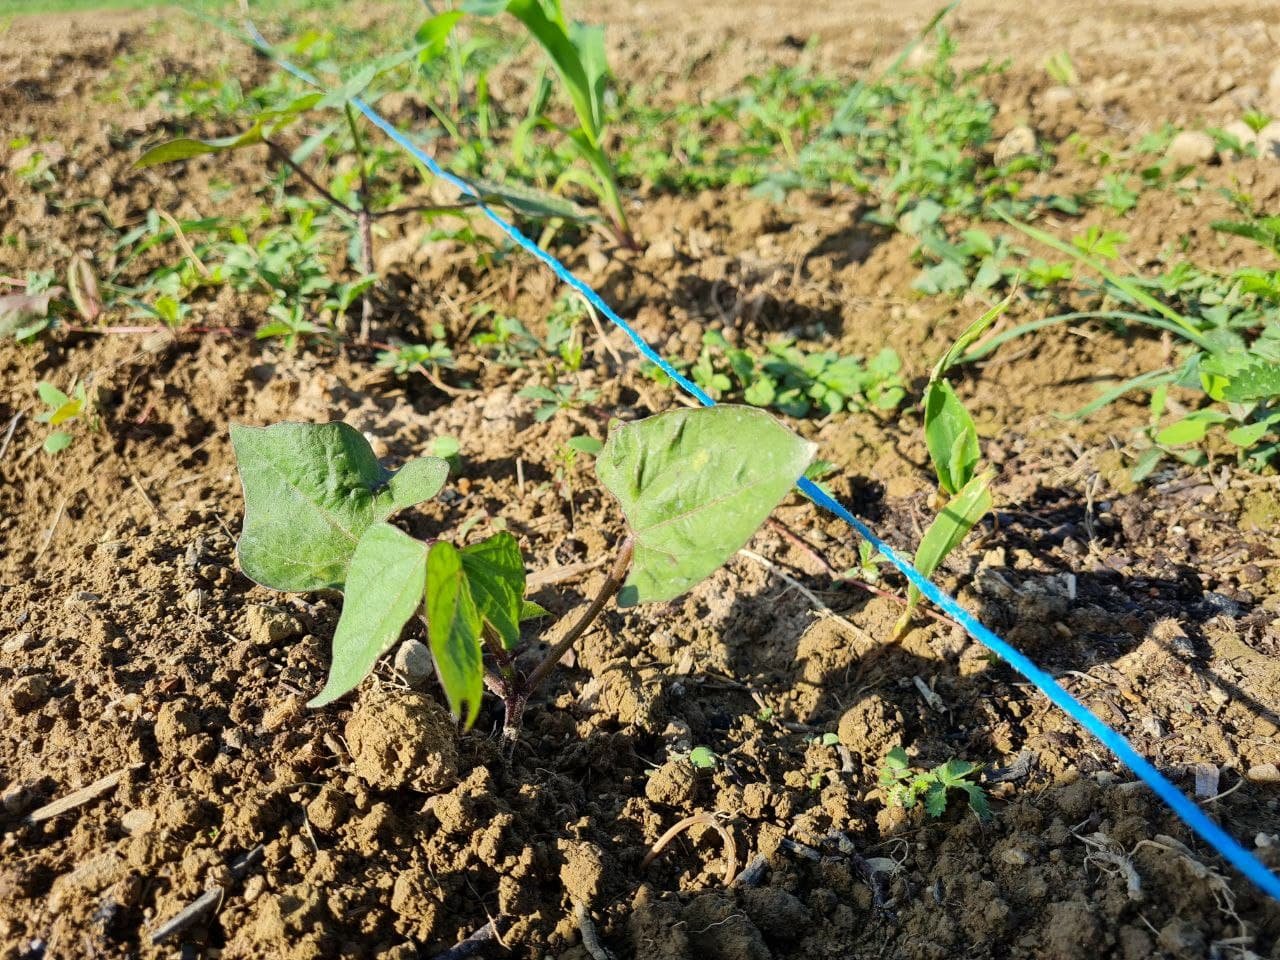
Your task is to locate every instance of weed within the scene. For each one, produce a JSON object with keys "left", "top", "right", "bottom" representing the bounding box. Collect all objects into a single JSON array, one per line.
[
  {"left": 879, "top": 746, "right": 990, "bottom": 819},
  {"left": 686, "top": 331, "right": 905, "bottom": 418},
  {"left": 518, "top": 381, "right": 600, "bottom": 422},
  {"left": 34, "top": 380, "right": 89, "bottom": 454}
]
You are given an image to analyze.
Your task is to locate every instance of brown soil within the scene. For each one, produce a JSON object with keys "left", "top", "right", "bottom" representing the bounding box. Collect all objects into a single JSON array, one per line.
[{"left": 3, "top": 2, "right": 1280, "bottom": 959}]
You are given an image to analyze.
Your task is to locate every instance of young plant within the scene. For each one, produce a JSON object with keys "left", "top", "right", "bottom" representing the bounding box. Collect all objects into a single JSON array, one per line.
[
  {"left": 464, "top": 0, "right": 633, "bottom": 246},
  {"left": 878, "top": 746, "right": 990, "bottom": 819},
  {"left": 230, "top": 406, "right": 814, "bottom": 740},
  {"left": 895, "top": 302, "right": 1003, "bottom": 635},
  {"left": 35, "top": 380, "right": 89, "bottom": 454}
]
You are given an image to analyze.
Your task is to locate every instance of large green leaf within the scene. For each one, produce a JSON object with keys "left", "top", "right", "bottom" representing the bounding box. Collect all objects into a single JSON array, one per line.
[
  {"left": 596, "top": 405, "right": 816, "bottom": 606},
  {"left": 308, "top": 523, "right": 429, "bottom": 708},
  {"left": 923, "top": 379, "right": 979, "bottom": 497},
  {"left": 230, "top": 422, "right": 448, "bottom": 592},
  {"left": 135, "top": 126, "right": 267, "bottom": 168},
  {"left": 425, "top": 541, "right": 484, "bottom": 728},
  {"left": 460, "top": 532, "right": 526, "bottom": 649}
]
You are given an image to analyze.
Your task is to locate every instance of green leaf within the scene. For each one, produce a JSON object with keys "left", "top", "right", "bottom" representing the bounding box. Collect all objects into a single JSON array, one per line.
[
  {"left": 460, "top": 532, "right": 526, "bottom": 649},
  {"left": 230, "top": 422, "right": 442, "bottom": 593},
  {"left": 1226, "top": 419, "right": 1275, "bottom": 448},
  {"left": 36, "top": 381, "right": 69, "bottom": 410},
  {"left": 930, "top": 295, "right": 1011, "bottom": 380},
  {"left": 425, "top": 541, "right": 484, "bottom": 728},
  {"left": 688, "top": 746, "right": 717, "bottom": 769},
  {"left": 415, "top": 10, "right": 464, "bottom": 58},
  {"left": 519, "top": 600, "right": 550, "bottom": 621},
  {"left": 316, "top": 65, "right": 378, "bottom": 110},
  {"left": 43, "top": 431, "right": 72, "bottom": 454},
  {"left": 923, "top": 379, "right": 979, "bottom": 496},
  {"left": 964, "top": 784, "right": 991, "bottom": 820},
  {"left": 567, "top": 435, "right": 603, "bottom": 456},
  {"left": 1155, "top": 410, "right": 1229, "bottom": 446},
  {"left": 923, "top": 781, "right": 948, "bottom": 818},
  {"left": 597, "top": 406, "right": 815, "bottom": 606},
  {"left": 308, "top": 523, "right": 429, "bottom": 708},
  {"left": 380, "top": 456, "right": 450, "bottom": 515},
  {"left": 907, "top": 469, "right": 995, "bottom": 613},
  {"left": 502, "top": 0, "right": 604, "bottom": 143},
  {"left": 135, "top": 125, "right": 267, "bottom": 167},
  {"left": 1219, "top": 359, "right": 1280, "bottom": 402}
]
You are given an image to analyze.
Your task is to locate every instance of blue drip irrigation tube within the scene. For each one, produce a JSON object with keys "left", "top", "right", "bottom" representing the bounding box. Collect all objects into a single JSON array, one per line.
[{"left": 241, "top": 21, "right": 1280, "bottom": 902}]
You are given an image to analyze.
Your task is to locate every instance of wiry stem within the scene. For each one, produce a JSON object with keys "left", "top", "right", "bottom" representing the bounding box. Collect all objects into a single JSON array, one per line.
[
  {"left": 344, "top": 103, "right": 376, "bottom": 343},
  {"left": 488, "top": 536, "right": 634, "bottom": 742}
]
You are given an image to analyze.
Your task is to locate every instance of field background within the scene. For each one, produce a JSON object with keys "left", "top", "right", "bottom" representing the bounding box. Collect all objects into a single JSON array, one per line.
[{"left": 2, "top": 1, "right": 1280, "bottom": 958}]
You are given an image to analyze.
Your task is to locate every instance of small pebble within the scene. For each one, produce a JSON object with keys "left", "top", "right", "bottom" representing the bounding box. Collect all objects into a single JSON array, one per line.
[
  {"left": 1165, "top": 130, "right": 1215, "bottom": 166},
  {"left": 392, "top": 638, "right": 434, "bottom": 687}
]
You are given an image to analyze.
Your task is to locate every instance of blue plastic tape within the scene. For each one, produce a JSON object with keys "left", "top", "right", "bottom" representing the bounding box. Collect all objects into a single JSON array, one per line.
[{"left": 239, "top": 22, "right": 1280, "bottom": 902}]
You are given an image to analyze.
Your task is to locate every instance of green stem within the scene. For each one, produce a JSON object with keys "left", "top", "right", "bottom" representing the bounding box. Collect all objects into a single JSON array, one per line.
[{"left": 344, "top": 102, "right": 376, "bottom": 343}]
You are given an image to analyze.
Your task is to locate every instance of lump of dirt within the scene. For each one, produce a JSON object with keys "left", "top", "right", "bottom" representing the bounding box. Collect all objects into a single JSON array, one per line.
[
  {"left": 579, "top": 663, "right": 666, "bottom": 728},
  {"left": 645, "top": 758, "right": 699, "bottom": 807},
  {"left": 684, "top": 894, "right": 771, "bottom": 960},
  {"left": 836, "top": 694, "right": 903, "bottom": 762},
  {"left": 558, "top": 839, "right": 608, "bottom": 907},
  {"left": 246, "top": 604, "right": 305, "bottom": 647},
  {"left": 741, "top": 887, "right": 809, "bottom": 942},
  {"left": 153, "top": 700, "right": 200, "bottom": 756},
  {"left": 346, "top": 689, "right": 458, "bottom": 793},
  {"left": 628, "top": 884, "right": 691, "bottom": 960},
  {"left": 7, "top": 673, "right": 52, "bottom": 713}
]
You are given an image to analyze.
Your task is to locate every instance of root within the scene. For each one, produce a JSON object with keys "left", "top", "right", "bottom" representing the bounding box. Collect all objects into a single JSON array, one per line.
[{"left": 641, "top": 812, "right": 738, "bottom": 886}]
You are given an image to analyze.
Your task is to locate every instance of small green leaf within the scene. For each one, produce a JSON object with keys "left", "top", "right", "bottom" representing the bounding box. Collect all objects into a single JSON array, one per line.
[
  {"left": 596, "top": 406, "right": 816, "bottom": 606},
  {"left": 308, "top": 523, "right": 429, "bottom": 708},
  {"left": 688, "top": 746, "right": 717, "bottom": 769},
  {"left": 460, "top": 532, "right": 526, "bottom": 648},
  {"left": 519, "top": 600, "right": 550, "bottom": 621},
  {"left": 567, "top": 435, "right": 603, "bottom": 456},
  {"left": 378, "top": 456, "right": 450, "bottom": 516},
  {"left": 1219, "top": 359, "right": 1280, "bottom": 402},
  {"left": 415, "top": 9, "right": 464, "bottom": 57},
  {"left": 907, "top": 469, "right": 995, "bottom": 611},
  {"left": 923, "top": 781, "right": 948, "bottom": 817},
  {"left": 43, "top": 431, "right": 72, "bottom": 454},
  {"left": 930, "top": 295, "right": 1011, "bottom": 380},
  {"left": 1225, "top": 420, "right": 1271, "bottom": 448},
  {"left": 964, "top": 784, "right": 991, "bottom": 820},
  {"left": 135, "top": 125, "right": 266, "bottom": 167},
  {"left": 36, "top": 381, "right": 69, "bottom": 410},
  {"left": 923, "top": 379, "right": 979, "bottom": 496},
  {"left": 425, "top": 541, "right": 484, "bottom": 728},
  {"left": 1155, "top": 410, "right": 1228, "bottom": 446}
]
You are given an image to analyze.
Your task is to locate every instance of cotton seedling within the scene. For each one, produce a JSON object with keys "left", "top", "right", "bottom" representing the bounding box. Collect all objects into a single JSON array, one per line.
[{"left": 230, "top": 405, "right": 813, "bottom": 739}]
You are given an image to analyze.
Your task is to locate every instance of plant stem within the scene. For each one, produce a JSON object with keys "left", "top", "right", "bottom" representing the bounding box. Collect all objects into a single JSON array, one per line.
[
  {"left": 264, "top": 139, "right": 356, "bottom": 215},
  {"left": 343, "top": 103, "right": 376, "bottom": 343},
  {"left": 523, "top": 535, "right": 633, "bottom": 695},
  {"left": 492, "top": 536, "right": 634, "bottom": 742}
]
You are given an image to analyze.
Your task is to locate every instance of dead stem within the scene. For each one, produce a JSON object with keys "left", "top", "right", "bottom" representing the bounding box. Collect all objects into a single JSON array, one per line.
[{"left": 640, "top": 812, "right": 738, "bottom": 886}]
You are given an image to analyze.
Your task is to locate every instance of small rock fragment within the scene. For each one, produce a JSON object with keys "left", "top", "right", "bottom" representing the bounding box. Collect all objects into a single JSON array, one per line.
[
  {"left": 1256, "top": 121, "right": 1280, "bottom": 160},
  {"left": 994, "top": 125, "right": 1037, "bottom": 166},
  {"left": 120, "top": 809, "right": 155, "bottom": 836},
  {"left": 392, "top": 639, "right": 434, "bottom": 688},
  {"left": 246, "top": 605, "right": 304, "bottom": 647},
  {"left": 306, "top": 785, "right": 349, "bottom": 832},
  {"left": 2, "top": 632, "right": 34, "bottom": 654},
  {"left": 1, "top": 783, "right": 34, "bottom": 815},
  {"left": 1165, "top": 130, "right": 1215, "bottom": 166},
  {"left": 559, "top": 839, "right": 607, "bottom": 906},
  {"left": 1246, "top": 763, "right": 1280, "bottom": 784},
  {"left": 8, "top": 674, "right": 52, "bottom": 713}
]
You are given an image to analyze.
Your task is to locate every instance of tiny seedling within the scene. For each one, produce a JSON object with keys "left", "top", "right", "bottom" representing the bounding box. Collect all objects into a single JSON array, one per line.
[
  {"left": 894, "top": 300, "right": 1004, "bottom": 634},
  {"left": 879, "top": 746, "right": 990, "bottom": 819},
  {"left": 35, "top": 380, "right": 89, "bottom": 454},
  {"left": 231, "top": 405, "right": 814, "bottom": 740}
]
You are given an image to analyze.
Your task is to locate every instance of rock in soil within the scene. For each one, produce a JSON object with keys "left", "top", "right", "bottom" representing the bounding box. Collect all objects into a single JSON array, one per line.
[
  {"left": 345, "top": 688, "right": 458, "bottom": 792},
  {"left": 1165, "top": 130, "right": 1216, "bottom": 165}
]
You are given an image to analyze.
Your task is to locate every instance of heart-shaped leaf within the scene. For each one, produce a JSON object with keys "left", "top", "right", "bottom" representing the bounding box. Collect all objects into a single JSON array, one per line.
[
  {"left": 309, "top": 522, "right": 429, "bottom": 708},
  {"left": 597, "top": 405, "right": 816, "bottom": 606},
  {"left": 230, "top": 422, "right": 447, "bottom": 592}
]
